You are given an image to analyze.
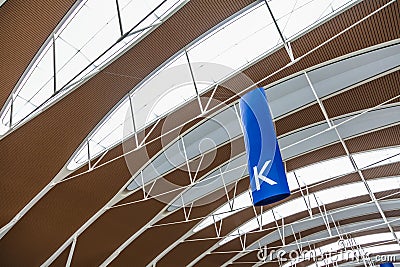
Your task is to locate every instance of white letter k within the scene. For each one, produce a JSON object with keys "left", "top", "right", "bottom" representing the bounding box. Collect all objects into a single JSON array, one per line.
[{"left": 253, "top": 160, "right": 277, "bottom": 190}]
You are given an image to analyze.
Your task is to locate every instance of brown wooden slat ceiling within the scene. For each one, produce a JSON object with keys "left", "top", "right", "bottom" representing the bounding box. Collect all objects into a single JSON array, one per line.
[
  {"left": 0, "top": 0, "right": 254, "bottom": 229},
  {"left": 0, "top": 0, "right": 399, "bottom": 266}
]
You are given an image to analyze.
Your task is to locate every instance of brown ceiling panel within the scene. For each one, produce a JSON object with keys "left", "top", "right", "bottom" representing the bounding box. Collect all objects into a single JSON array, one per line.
[
  {"left": 0, "top": 146, "right": 134, "bottom": 266},
  {"left": 362, "top": 161, "right": 400, "bottom": 180},
  {"left": 0, "top": 0, "right": 399, "bottom": 266},
  {"left": 285, "top": 143, "right": 346, "bottom": 171},
  {"left": 68, "top": 139, "right": 245, "bottom": 265},
  {"left": 69, "top": 194, "right": 166, "bottom": 267},
  {"left": 292, "top": 0, "right": 399, "bottom": 65},
  {"left": 275, "top": 104, "right": 326, "bottom": 137},
  {"left": 103, "top": 180, "right": 248, "bottom": 266},
  {"left": 345, "top": 124, "right": 400, "bottom": 154},
  {"left": 196, "top": 252, "right": 238, "bottom": 267},
  {"left": 323, "top": 70, "right": 400, "bottom": 118},
  {"left": 0, "top": 0, "right": 254, "bottom": 229},
  {"left": 0, "top": 0, "right": 75, "bottom": 107}
]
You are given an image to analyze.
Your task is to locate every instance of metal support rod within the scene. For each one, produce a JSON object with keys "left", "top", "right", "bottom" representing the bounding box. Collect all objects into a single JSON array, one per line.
[
  {"left": 87, "top": 139, "right": 91, "bottom": 170},
  {"left": 115, "top": 0, "right": 124, "bottom": 36},
  {"left": 128, "top": 95, "right": 139, "bottom": 148},
  {"left": 185, "top": 50, "right": 204, "bottom": 113},
  {"left": 212, "top": 215, "right": 223, "bottom": 237},
  {"left": 192, "top": 154, "right": 204, "bottom": 182},
  {"left": 53, "top": 34, "right": 57, "bottom": 94},
  {"left": 249, "top": 193, "right": 262, "bottom": 230},
  {"left": 138, "top": 119, "right": 159, "bottom": 148},
  {"left": 66, "top": 236, "right": 77, "bottom": 267},
  {"left": 314, "top": 195, "right": 332, "bottom": 237},
  {"left": 264, "top": 0, "right": 294, "bottom": 61},
  {"left": 9, "top": 97, "right": 13, "bottom": 127},
  {"left": 304, "top": 71, "right": 332, "bottom": 128},
  {"left": 181, "top": 136, "right": 193, "bottom": 184},
  {"left": 294, "top": 172, "right": 313, "bottom": 218},
  {"left": 333, "top": 126, "right": 400, "bottom": 246},
  {"left": 219, "top": 168, "right": 232, "bottom": 210},
  {"left": 204, "top": 84, "right": 218, "bottom": 112},
  {"left": 139, "top": 170, "right": 146, "bottom": 199},
  {"left": 272, "top": 210, "right": 285, "bottom": 246}
]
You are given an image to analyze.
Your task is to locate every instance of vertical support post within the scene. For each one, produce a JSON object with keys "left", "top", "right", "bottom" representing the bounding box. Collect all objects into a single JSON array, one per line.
[
  {"left": 9, "top": 97, "right": 13, "bottom": 127},
  {"left": 115, "top": 0, "right": 124, "bottom": 36},
  {"left": 128, "top": 95, "right": 139, "bottom": 148},
  {"left": 140, "top": 170, "right": 146, "bottom": 199},
  {"left": 87, "top": 139, "right": 91, "bottom": 171},
  {"left": 53, "top": 34, "right": 57, "bottom": 94},
  {"left": 185, "top": 50, "right": 204, "bottom": 113},
  {"left": 264, "top": 0, "right": 294, "bottom": 61}
]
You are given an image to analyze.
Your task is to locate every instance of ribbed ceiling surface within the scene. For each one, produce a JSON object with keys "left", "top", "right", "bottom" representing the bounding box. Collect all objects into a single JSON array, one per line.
[{"left": 1, "top": 0, "right": 399, "bottom": 266}]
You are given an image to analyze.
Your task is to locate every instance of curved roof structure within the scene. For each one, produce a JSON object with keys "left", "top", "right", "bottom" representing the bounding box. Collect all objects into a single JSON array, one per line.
[{"left": 0, "top": 0, "right": 399, "bottom": 266}]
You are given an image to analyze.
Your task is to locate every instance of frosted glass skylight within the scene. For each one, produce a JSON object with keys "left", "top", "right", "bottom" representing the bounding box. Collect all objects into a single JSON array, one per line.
[
  {"left": 353, "top": 146, "right": 400, "bottom": 170},
  {"left": 65, "top": 0, "right": 360, "bottom": 170},
  {"left": 220, "top": 176, "right": 400, "bottom": 245},
  {"left": 0, "top": 0, "right": 184, "bottom": 135},
  {"left": 268, "top": 0, "right": 357, "bottom": 40}
]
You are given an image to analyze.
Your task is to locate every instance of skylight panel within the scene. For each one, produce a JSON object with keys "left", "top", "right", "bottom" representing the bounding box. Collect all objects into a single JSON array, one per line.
[
  {"left": 368, "top": 176, "right": 400, "bottom": 194},
  {"left": 294, "top": 156, "right": 355, "bottom": 186},
  {"left": 353, "top": 146, "right": 400, "bottom": 170},
  {"left": 193, "top": 191, "right": 252, "bottom": 232},
  {"left": 119, "top": 0, "right": 160, "bottom": 33},
  {"left": 1, "top": 0, "right": 185, "bottom": 135},
  {"left": 187, "top": 2, "right": 281, "bottom": 78},
  {"left": 130, "top": 55, "right": 194, "bottom": 130},
  {"left": 10, "top": 96, "right": 36, "bottom": 125},
  {"left": 286, "top": 172, "right": 299, "bottom": 191},
  {"left": 220, "top": 177, "right": 395, "bottom": 246},
  {"left": 268, "top": 0, "right": 356, "bottom": 40}
]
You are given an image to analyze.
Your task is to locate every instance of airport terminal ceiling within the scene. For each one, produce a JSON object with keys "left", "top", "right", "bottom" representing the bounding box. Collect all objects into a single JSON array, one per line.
[{"left": 0, "top": 0, "right": 400, "bottom": 266}]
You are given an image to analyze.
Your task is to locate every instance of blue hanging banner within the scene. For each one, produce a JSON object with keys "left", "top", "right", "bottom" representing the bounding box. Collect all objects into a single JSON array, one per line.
[
  {"left": 380, "top": 263, "right": 394, "bottom": 267},
  {"left": 239, "top": 87, "right": 290, "bottom": 206}
]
